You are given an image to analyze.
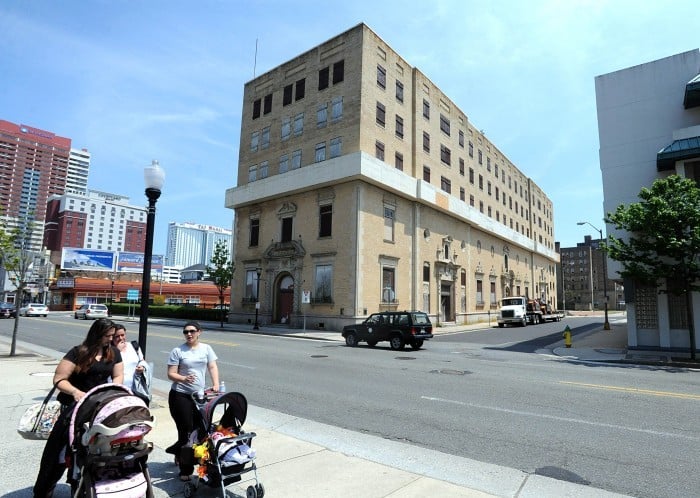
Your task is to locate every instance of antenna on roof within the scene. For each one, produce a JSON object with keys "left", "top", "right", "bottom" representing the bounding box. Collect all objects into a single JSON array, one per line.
[{"left": 253, "top": 38, "right": 258, "bottom": 78}]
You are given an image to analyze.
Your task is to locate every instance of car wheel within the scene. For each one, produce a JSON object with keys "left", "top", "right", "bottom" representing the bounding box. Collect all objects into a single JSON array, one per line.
[
  {"left": 498, "top": 323, "right": 504, "bottom": 328},
  {"left": 389, "top": 334, "right": 405, "bottom": 351},
  {"left": 366, "top": 340, "right": 377, "bottom": 347},
  {"left": 74, "top": 313, "right": 79, "bottom": 319},
  {"left": 411, "top": 340, "right": 424, "bottom": 350},
  {"left": 345, "top": 332, "right": 358, "bottom": 347}
]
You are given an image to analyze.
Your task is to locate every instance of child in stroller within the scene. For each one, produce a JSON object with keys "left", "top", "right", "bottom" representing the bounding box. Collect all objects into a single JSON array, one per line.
[
  {"left": 180, "top": 390, "right": 264, "bottom": 498},
  {"left": 68, "top": 383, "right": 155, "bottom": 498}
]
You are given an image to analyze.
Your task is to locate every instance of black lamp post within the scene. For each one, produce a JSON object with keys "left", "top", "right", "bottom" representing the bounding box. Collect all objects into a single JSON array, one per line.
[
  {"left": 110, "top": 273, "right": 115, "bottom": 316},
  {"left": 577, "top": 221, "right": 610, "bottom": 330},
  {"left": 138, "top": 160, "right": 165, "bottom": 357},
  {"left": 253, "top": 267, "right": 262, "bottom": 330}
]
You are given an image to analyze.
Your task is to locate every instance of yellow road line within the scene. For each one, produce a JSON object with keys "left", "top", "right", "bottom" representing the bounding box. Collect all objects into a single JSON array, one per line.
[{"left": 559, "top": 381, "right": 700, "bottom": 400}]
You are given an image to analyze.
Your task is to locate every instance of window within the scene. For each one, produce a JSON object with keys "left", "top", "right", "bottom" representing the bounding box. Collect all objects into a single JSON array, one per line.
[
  {"left": 460, "top": 187, "right": 465, "bottom": 201},
  {"left": 382, "top": 267, "right": 396, "bottom": 302},
  {"left": 252, "top": 99, "right": 261, "bottom": 119},
  {"left": 261, "top": 126, "right": 270, "bottom": 149},
  {"left": 377, "top": 64, "right": 386, "bottom": 89},
  {"left": 283, "top": 84, "right": 293, "bottom": 106},
  {"left": 384, "top": 206, "right": 395, "bottom": 242},
  {"left": 281, "top": 117, "right": 291, "bottom": 141},
  {"left": 249, "top": 218, "right": 259, "bottom": 247},
  {"left": 250, "top": 131, "right": 259, "bottom": 152},
  {"left": 478, "top": 150, "right": 483, "bottom": 164},
  {"left": 476, "top": 279, "right": 483, "bottom": 304},
  {"left": 423, "top": 99, "right": 430, "bottom": 119},
  {"left": 315, "top": 142, "right": 326, "bottom": 162},
  {"left": 331, "top": 96, "right": 343, "bottom": 121},
  {"left": 395, "top": 152, "right": 403, "bottom": 171},
  {"left": 319, "top": 204, "right": 332, "bottom": 237},
  {"left": 479, "top": 175, "right": 483, "bottom": 190},
  {"left": 469, "top": 141, "right": 474, "bottom": 157},
  {"left": 470, "top": 195, "right": 474, "bottom": 207},
  {"left": 263, "top": 93, "right": 272, "bottom": 114},
  {"left": 423, "top": 166, "right": 431, "bottom": 183},
  {"left": 490, "top": 281, "right": 497, "bottom": 306},
  {"left": 440, "top": 145, "right": 451, "bottom": 165},
  {"left": 291, "top": 149, "right": 302, "bottom": 169},
  {"left": 259, "top": 160, "right": 268, "bottom": 179},
  {"left": 396, "top": 80, "right": 404, "bottom": 102},
  {"left": 441, "top": 176, "right": 451, "bottom": 194},
  {"left": 295, "top": 78, "right": 305, "bottom": 101},
  {"left": 281, "top": 216, "right": 293, "bottom": 242},
  {"left": 459, "top": 158, "right": 465, "bottom": 175},
  {"left": 423, "top": 131, "right": 430, "bottom": 153},
  {"left": 395, "top": 115, "right": 404, "bottom": 139},
  {"left": 487, "top": 181, "right": 492, "bottom": 195},
  {"left": 469, "top": 168, "right": 474, "bottom": 184},
  {"left": 376, "top": 102, "right": 386, "bottom": 127},
  {"left": 440, "top": 114, "right": 450, "bottom": 136},
  {"left": 332, "top": 60, "right": 344, "bottom": 84},
  {"left": 375, "top": 141, "right": 385, "bottom": 160},
  {"left": 317, "top": 103, "right": 328, "bottom": 128},
  {"left": 279, "top": 154, "right": 289, "bottom": 174},
  {"left": 245, "top": 270, "right": 260, "bottom": 300},
  {"left": 248, "top": 165, "right": 257, "bottom": 182},
  {"left": 423, "top": 263, "right": 430, "bottom": 282},
  {"left": 293, "top": 113, "right": 304, "bottom": 136},
  {"left": 330, "top": 137, "right": 342, "bottom": 158},
  {"left": 314, "top": 265, "right": 333, "bottom": 303},
  {"left": 459, "top": 130, "right": 464, "bottom": 147},
  {"left": 318, "top": 67, "right": 330, "bottom": 90}
]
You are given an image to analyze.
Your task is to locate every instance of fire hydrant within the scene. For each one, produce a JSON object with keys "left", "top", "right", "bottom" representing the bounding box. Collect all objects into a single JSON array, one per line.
[{"left": 563, "top": 325, "right": 572, "bottom": 348}]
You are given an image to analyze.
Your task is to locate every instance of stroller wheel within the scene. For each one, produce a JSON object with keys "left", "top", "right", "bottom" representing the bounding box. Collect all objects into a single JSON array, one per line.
[
  {"left": 256, "top": 482, "right": 265, "bottom": 498},
  {"left": 183, "top": 481, "right": 197, "bottom": 498},
  {"left": 246, "top": 485, "right": 258, "bottom": 498}
]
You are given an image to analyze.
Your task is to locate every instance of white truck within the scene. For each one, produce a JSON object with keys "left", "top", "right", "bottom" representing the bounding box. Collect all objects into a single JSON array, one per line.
[{"left": 497, "top": 297, "right": 564, "bottom": 327}]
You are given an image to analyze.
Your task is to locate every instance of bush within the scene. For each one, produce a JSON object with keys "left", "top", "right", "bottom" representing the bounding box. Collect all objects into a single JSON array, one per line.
[{"left": 109, "top": 303, "right": 227, "bottom": 322}]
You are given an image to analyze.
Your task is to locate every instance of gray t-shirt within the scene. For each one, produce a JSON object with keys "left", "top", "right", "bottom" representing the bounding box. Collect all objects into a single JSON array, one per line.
[{"left": 167, "top": 342, "right": 218, "bottom": 394}]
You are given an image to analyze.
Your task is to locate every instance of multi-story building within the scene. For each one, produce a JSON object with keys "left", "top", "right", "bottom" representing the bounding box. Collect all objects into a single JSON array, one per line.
[
  {"left": 67, "top": 148, "right": 91, "bottom": 194},
  {"left": 43, "top": 190, "right": 147, "bottom": 257},
  {"left": 165, "top": 222, "right": 232, "bottom": 269},
  {"left": 558, "top": 236, "right": 621, "bottom": 311},
  {"left": 0, "top": 119, "right": 73, "bottom": 250},
  {"left": 595, "top": 49, "right": 700, "bottom": 352},
  {"left": 225, "top": 24, "right": 559, "bottom": 330}
]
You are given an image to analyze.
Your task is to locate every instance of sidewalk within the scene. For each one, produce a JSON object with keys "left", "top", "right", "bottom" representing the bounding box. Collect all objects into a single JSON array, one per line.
[{"left": 0, "top": 318, "right": 647, "bottom": 498}]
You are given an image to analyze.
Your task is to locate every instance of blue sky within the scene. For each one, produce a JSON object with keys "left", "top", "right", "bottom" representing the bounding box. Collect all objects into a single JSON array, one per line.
[{"left": 1, "top": 1, "right": 697, "bottom": 255}]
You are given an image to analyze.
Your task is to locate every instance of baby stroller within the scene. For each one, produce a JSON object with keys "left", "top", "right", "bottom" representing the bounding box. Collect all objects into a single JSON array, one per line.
[
  {"left": 68, "top": 383, "right": 155, "bottom": 498},
  {"left": 181, "top": 390, "right": 264, "bottom": 498}
]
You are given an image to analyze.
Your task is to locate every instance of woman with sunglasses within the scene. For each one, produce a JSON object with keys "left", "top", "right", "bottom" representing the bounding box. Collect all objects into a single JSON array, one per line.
[{"left": 165, "top": 321, "right": 220, "bottom": 481}]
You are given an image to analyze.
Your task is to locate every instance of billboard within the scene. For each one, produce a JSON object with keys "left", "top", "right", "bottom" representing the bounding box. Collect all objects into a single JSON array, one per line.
[
  {"left": 61, "top": 248, "right": 116, "bottom": 272},
  {"left": 117, "top": 252, "right": 164, "bottom": 274}
]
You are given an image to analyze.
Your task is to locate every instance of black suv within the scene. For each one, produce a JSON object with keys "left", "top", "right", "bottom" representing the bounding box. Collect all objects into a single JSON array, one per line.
[{"left": 342, "top": 311, "right": 433, "bottom": 350}]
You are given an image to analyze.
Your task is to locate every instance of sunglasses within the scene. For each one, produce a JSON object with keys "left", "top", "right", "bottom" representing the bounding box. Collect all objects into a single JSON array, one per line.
[{"left": 183, "top": 329, "right": 198, "bottom": 335}]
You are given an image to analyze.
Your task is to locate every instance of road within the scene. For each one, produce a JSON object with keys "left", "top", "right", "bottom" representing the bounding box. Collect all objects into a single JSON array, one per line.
[{"left": 3, "top": 314, "right": 699, "bottom": 498}]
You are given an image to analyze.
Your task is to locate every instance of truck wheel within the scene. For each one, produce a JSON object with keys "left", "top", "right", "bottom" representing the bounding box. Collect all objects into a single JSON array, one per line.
[
  {"left": 345, "top": 332, "right": 358, "bottom": 347},
  {"left": 520, "top": 317, "right": 527, "bottom": 327},
  {"left": 498, "top": 323, "right": 504, "bottom": 328},
  {"left": 410, "top": 340, "right": 424, "bottom": 350},
  {"left": 389, "top": 335, "right": 405, "bottom": 351}
]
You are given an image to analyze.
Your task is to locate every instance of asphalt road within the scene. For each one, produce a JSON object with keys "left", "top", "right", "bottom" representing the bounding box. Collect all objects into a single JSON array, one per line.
[{"left": 3, "top": 314, "right": 699, "bottom": 498}]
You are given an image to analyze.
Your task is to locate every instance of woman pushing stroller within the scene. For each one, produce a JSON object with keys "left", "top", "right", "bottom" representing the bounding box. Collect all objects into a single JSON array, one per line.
[
  {"left": 33, "top": 318, "right": 123, "bottom": 498},
  {"left": 165, "top": 320, "right": 221, "bottom": 481}
]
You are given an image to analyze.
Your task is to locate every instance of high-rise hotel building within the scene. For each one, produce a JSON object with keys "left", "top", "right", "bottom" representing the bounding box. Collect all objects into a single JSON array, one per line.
[
  {"left": 225, "top": 24, "right": 559, "bottom": 329},
  {"left": 166, "top": 222, "right": 233, "bottom": 269}
]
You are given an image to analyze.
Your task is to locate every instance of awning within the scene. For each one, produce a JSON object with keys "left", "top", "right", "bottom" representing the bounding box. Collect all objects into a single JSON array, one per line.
[
  {"left": 657, "top": 136, "right": 700, "bottom": 171},
  {"left": 683, "top": 73, "right": 700, "bottom": 109}
]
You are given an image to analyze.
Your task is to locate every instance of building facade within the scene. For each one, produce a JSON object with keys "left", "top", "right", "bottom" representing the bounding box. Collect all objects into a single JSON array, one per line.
[
  {"left": 558, "top": 236, "right": 621, "bottom": 311},
  {"left": 225, "top": 24, "right": 559, "bottom": 330},
  {"left": 43, "top": 189, "right": 148, "bottom": 258},
  {"left": 165, "top": 222, "right": 233, "bottom": 269},
  {"left": 66, "top": 148, "right": 91, "bottom": 194},
  {"left": 595, "top": 49, "right": 700, "bottom": 352}
]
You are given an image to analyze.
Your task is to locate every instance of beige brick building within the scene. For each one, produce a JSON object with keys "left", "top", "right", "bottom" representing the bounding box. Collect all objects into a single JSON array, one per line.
[{"left": 225, "top": 24, "right": 559, "bottom": 330}]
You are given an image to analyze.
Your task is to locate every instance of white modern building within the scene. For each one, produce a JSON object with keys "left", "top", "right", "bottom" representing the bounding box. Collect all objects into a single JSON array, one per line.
[
  {"left": 595, "top": 49, "right": 700, "bottom": 352},
  {"left": 67, "top": 148, "right": 90, "bottom": 194},
  {"left": 165, "top": 222, "right": 233, "bottom": 269}
]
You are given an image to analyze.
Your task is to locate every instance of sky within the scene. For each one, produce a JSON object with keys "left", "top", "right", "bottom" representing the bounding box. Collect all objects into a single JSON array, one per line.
[{"left": 1, "top": 0, "right": 697, "bottom": 255}]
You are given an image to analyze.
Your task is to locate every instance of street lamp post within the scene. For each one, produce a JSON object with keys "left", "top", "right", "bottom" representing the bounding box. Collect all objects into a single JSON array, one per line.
[
  {"left": 253, "top": 267, "right": 262, "bottom": 330},
  {"left": 577, "top": 221, "right": 610, "bottom": 330},
  {"left": 138, "top": 160, "right": 165, "bottom": 357},
  {"left": 110, "top": 274, "right": 115, "bottom": 316}
]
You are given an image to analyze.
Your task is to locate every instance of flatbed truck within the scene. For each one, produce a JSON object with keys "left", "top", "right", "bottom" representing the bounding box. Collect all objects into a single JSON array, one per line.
[{"left": 497, "top": 296, "right": 564, "bottom": 327}]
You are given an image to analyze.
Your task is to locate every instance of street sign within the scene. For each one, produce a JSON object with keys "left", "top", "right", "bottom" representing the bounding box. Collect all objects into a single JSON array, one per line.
[
  {"left": 302, "top": 290, "right": 311, "bottom": 304},
  {"left": 126, "top": 289, "right": 139, "bottom": 301}
]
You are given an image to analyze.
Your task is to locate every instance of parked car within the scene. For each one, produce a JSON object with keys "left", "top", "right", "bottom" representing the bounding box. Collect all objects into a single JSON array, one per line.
[
  {"left": 74, "top": 303, "right": 110, "bottom": 320},
  {"left": 342, "top": 311, "right": 433, "bottom": 350},
  {"left": 0, "top": 302, "right": 16, "bottom": 318},
  {"left": 19, "top": 303, "right": 49, "bottom": 317}
]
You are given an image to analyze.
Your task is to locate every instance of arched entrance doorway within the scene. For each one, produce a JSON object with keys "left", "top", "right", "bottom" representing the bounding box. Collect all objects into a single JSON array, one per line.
[{"left": 275, "top": 274, "right": 294, "bottom": 323}]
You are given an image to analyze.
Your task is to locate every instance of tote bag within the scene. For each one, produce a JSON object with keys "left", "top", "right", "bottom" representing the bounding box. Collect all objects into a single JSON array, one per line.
[
  {"left": 17, "top": 386, "right": 62, "bottom": 440},
  {"left": 131, "top": 362, "right": 153, "bottom": 405}
]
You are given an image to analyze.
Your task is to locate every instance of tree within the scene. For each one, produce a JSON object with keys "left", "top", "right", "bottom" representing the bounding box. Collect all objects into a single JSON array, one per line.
[
  {"left": 0, "top": 218, "right": 36, "bottom": 357},
  {"left": 206, "top": 240, "right": 235, "bottom": 328},
  {"left": 604, "top": 175, "right": 700, "bottom": 360}
]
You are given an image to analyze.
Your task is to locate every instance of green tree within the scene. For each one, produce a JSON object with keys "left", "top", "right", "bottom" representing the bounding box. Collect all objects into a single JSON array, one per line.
[
  {"left": 206, "top": 240, "right": 235, "bottom": 328},
  {"left": 0, "top": 218, "right": 36, "bottom": 356},
  {"left": 605, "top": 175, "right": 700, "bottom": 360}
]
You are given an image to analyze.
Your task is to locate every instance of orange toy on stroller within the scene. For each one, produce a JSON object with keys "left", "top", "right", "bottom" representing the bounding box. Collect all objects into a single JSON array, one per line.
[{"left": 181, "top": 390, "right": 264, "bottom": 498}]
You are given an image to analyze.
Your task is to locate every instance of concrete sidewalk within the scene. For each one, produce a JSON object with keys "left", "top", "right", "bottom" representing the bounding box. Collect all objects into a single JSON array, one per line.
[{"left": 0, "top": 318, "right": 645, "bottom": 498}]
